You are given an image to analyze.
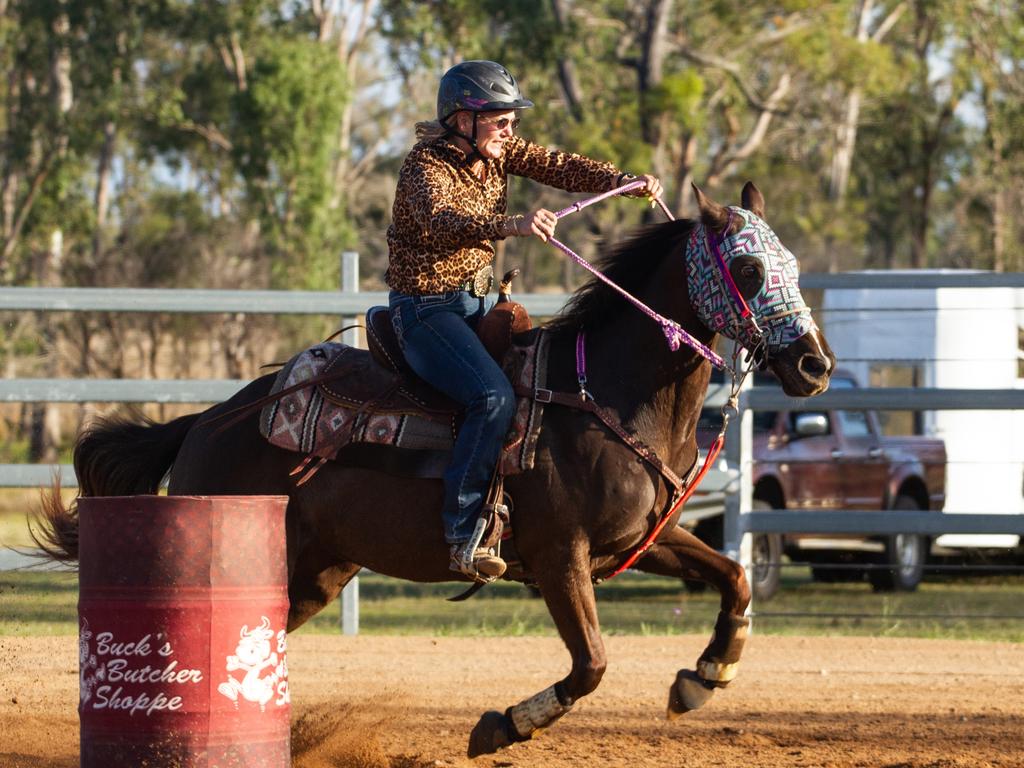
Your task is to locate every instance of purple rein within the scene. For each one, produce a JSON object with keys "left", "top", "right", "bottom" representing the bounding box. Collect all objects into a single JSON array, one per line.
[{"left": 549, "top": 180, "right": 725, "bottom": 369}]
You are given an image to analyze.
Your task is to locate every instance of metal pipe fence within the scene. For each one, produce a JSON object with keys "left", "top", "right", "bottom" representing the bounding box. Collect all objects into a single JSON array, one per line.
[
  {"left": 712, "top": 271, "right": 1024, "bottom": 623},
  {"left": 2, "top": 268, "right": 1023, "bottom": 631}
]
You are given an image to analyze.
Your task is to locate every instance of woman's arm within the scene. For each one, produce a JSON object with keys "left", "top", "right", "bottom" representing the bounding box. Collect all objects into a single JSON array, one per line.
[
  {"left": 502, "top": 136, "right": 619, "bottom": 194},
  {"left": 504, "top": 137, "right": 662, "bottom": 200}
]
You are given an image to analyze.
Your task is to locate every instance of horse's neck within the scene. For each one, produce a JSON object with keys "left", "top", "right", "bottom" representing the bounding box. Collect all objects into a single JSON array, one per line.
[{"left": 569, "top": 277, "right": 714, "bottom": 473}]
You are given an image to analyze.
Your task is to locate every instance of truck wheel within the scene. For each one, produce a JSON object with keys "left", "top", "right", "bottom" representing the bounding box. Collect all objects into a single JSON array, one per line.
[
  {"left": 869, "top": 495, "right": 927, "bottom": 592},
  {"left": 751, "top": 500, "right": 782, "bottom": 601}
]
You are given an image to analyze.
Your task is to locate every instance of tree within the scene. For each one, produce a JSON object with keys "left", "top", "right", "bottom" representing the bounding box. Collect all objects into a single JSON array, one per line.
[{"left": 959, "top": 1, "right": 1024, "bottom": 272}]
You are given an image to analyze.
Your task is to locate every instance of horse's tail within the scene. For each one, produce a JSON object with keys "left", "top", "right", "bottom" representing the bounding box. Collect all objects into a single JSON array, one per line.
[{"left": 31, "top": 411, "right": 203, "bottom": 564}]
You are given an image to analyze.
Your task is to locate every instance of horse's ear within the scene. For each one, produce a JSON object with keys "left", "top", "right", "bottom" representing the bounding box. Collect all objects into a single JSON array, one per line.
[
  {"left": 692, "top": 183, "right": 731, "bottom": 232},
  {"left": 741, "top": 181, "right": 765, "bottom": 219}
]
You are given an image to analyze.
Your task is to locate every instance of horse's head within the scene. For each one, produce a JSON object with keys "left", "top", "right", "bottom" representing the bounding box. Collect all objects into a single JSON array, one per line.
[{"left": 687, "top": 182, "right": 834, "bottom": 397}]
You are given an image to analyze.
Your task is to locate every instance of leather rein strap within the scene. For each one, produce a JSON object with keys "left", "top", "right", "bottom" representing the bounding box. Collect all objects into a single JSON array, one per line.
[
  {"left": 514, "top": 384, "right": 691, "bottom": 493},
  {"left": 512, "top": 381, "right": 723, "bottom": 582}
]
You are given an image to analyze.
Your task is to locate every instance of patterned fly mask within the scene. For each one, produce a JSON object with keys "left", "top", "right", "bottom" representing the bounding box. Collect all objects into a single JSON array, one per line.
[{"left": 685, "top": 206, "right": 816, "bottom": 361}]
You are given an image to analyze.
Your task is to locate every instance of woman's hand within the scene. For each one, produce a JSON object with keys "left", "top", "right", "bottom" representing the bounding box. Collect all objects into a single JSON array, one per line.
[
  {"left": 626, "top": 173, "right": 663, "bottom": 201},
  {"left": 517, "top": 208, "right": 558, "bottom": 242}
]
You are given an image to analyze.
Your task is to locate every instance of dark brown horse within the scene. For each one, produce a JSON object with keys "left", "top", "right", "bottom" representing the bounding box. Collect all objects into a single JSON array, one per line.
[{"left": 35, "top": 183, "right": 833, "bottom": 757}]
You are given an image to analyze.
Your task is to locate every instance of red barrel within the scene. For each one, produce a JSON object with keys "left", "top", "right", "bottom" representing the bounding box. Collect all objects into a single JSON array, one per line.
[{"left": 78, "top": 495, "right": 291, "bottom": 767}]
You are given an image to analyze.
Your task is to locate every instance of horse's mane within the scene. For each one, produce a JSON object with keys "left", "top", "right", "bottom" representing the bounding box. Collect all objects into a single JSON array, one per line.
[{"left": 546, "top": 217, "right": 698, "bottom": 333}]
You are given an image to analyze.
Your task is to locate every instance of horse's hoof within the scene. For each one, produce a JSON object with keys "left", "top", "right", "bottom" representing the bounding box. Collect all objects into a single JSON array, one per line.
[
  {"left": 666, "top": 669, "right": 716, "bottom": 719},
  {"left": 467, "top": 710, "right": 514, "bottom": 758}
]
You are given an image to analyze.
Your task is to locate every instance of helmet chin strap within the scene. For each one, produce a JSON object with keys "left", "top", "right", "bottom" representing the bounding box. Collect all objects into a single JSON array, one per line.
[{"left": 441, "top": 112, "right": 487, "bottom": 166}]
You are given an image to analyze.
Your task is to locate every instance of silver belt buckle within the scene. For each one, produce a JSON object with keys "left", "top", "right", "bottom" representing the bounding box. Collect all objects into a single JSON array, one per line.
[{"left": 467, "top": 265, "right": 493, "bottom": 298}]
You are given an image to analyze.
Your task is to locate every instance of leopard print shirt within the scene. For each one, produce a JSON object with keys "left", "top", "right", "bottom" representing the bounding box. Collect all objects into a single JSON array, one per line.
[{"left": 386, "top": 135, "right": 621, "bottom": 295}]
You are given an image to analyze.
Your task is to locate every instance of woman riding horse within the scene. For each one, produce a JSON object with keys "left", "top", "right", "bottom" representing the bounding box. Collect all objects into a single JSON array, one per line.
[
  {"left": 387, "top": 60, "right": 662, "bottom": 582},
  {"left": 32, "top": 71, "right": 835, "bottom": 756}
]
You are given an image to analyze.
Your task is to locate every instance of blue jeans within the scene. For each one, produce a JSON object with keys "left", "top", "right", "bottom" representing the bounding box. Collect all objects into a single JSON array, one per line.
[{"left": 388, "top": 290, "right": 516, "bottom": 543}]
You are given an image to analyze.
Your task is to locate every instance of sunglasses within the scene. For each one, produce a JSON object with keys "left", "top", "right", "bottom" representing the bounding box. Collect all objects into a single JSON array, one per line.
[{"left": 479, "top": 116, "right": 521, "bottom": 131}]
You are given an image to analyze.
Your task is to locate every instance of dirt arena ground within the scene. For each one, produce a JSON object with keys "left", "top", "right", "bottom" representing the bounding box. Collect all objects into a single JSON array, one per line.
[{"left": 1, "top": 633, "right": 1022, "bottom": 767}]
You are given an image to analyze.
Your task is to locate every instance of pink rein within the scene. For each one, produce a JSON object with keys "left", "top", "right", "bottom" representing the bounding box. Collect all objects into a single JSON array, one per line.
[{"left": 548, "top": 180, "right": 725, "bottom": 369}]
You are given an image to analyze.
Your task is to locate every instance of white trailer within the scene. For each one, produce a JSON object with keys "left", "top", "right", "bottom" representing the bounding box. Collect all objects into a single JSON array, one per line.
[{"left": 823, "top": 271, "right": 1024, "bottom": 549}]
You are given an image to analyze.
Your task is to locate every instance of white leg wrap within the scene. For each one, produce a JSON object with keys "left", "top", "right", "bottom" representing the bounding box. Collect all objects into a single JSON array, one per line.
[
  {"left": 696, "top": 659, "right": 740, "bottom": 684},
  {"left": 509, "top": 685, "right": 572, "bottom": 738}
]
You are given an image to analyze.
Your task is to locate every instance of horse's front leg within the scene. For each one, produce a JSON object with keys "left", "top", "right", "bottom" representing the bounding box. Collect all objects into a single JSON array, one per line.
[
  {"left": 468, "top": 545, "right": 604, "bottom": 757},
  {"left": 635, "top": 525, "right": 751, "bottom": 717}
]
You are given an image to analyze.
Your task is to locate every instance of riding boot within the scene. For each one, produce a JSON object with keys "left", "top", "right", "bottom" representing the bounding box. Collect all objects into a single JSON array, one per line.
[
  {"left": 449, "top": 471, "right": 509, "bottom": 583},
  {"left": 450, "top": 540, "right": 507, "bottom": 582}
]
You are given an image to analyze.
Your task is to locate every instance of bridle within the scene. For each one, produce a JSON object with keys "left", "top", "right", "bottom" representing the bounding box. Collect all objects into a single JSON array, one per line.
[
  {"left": 687, "top": 205, "right": 814, "bottom": 372},
  {"left": 705, "top": 208, "right": 768, "bottom": 368}
]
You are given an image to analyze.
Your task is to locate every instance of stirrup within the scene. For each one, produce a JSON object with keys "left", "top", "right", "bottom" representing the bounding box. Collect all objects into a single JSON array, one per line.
[
  {"left": 450, "top": 515, "right": 506, "bottom": 583},
  {"left": 450, "top": 542, "right": 507, "bottom": 583}
]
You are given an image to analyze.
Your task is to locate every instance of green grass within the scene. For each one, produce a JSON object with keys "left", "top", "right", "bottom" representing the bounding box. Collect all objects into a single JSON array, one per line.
[
  {"left": 0, "top": 493, "right": 45, "bottom": 549},
  {"left": 4, "top": 567, "right": 1024, "bottom": 641},
  {"left": 0, "top": 569, "right": 80, "bottom": 635}
]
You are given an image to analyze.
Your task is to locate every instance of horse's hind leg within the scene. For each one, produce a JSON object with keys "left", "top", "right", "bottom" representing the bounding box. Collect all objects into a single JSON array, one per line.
[
  {"left": 468, "top": 547, "right": 604, "bottom": 757},
  {"left": 635, "top": 525, "right": 751, "bottom": 717}
]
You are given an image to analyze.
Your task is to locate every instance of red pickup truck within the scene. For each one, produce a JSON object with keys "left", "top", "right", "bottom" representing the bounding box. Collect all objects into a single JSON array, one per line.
[{"left": 694, "top": 370, "right": 947, "bottom": 599}]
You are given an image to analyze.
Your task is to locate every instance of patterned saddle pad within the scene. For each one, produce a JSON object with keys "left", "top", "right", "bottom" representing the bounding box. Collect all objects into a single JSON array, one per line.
[{"left": 259, "top": 330, "right": 550, "bottom": 478}]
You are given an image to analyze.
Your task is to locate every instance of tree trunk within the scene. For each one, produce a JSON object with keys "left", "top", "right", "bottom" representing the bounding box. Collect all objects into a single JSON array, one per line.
[
  {"left": 93, "top": 32, "right": 124, "bottom": 262},
  {"left": 0, "top": 168, "right": 17, "bottom": 256},
  {"left": 1, "top": 154, "right": 55, "bottom": 271},
  {"left": 910, "top": 151, "right": 932, "bottom": 269},
  {"left": 30, "top": 0, "right": 74, "bottom": 462},
  {"left": 550, "top": 0, "right": 584, "bottom": 122},
  {"left": 312, "top": 0, "right": 336, "bottom": 41},
  {"left": 830, "top": 88, "right": 862, "bottom": 204},
  {"left": 73, "top": 314, "right": 94, "bottom": 436},
  {"left": 826, "top": 0, "right": 907, "bottom": 272},
  {"left": 329, "top": 0, "right": 374, "bottom": 211},
  {"left": 638, "top": 0, "right": 674, "bottom": 177},
  {"left": 992, "top": 188, "right": 1006, "bottom": 272},
  {"left": 30, "top": 230, "right": 64, "bottom": 462},
  {"left": 979, "top": 66, "right": 1008, "bottom": 271},
  {"left": 92, "top": 119, "right": 117, "bottom": 262},
  {"left": 671, "top": 133, "right": 697, "bottom": 215},
  {"left": 221, "top": 314, "right": 250, "bottom": 379},
  {"left": 1, "top": 5, "right": 18, "bottom": 248}
]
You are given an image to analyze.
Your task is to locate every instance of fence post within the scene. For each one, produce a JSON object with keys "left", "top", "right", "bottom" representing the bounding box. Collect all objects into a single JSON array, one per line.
[
  {"left": 722, "top": 371, "right": 754, "bottom": 619},
  {"left": 341, "top": 250, "right": 360, "bottom": 348},
  {"left": 340, "top": 250, "right": 361, "bottom": 636},
  {"left": 340, "top": 571, "right": 359, "bottom": 636}
]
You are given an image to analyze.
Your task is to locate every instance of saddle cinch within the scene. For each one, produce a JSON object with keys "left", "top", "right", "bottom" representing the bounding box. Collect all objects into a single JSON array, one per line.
[{"left": 259, "top": 270, "right": 550, "bottom": 488}]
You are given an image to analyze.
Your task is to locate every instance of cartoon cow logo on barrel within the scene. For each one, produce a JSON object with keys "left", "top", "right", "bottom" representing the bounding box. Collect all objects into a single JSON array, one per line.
[
  {"left": 79, "top": 618, "right": 104, "bottom": 705},
  {"left": 217, "top": 616, "right": 289, "bottom": 711}
]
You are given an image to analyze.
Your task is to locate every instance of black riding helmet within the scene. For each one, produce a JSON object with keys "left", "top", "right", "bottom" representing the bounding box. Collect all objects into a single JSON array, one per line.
[
  {"left": 436, "top": 60, "right": 533, "bottom": 161},
  {"left": 437, "top": 60, "right": 534, "bottom": 121}
]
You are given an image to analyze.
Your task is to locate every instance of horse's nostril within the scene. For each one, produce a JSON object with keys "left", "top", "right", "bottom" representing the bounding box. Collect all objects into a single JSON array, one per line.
[{"left": 800, "top": 354, "right": 828, "bottom": 378}]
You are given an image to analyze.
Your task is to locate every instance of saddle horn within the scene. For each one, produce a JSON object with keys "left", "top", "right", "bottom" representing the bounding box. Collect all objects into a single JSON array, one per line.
[{"left": 477, "top": 266, "right": 532, "bottom": 363}]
